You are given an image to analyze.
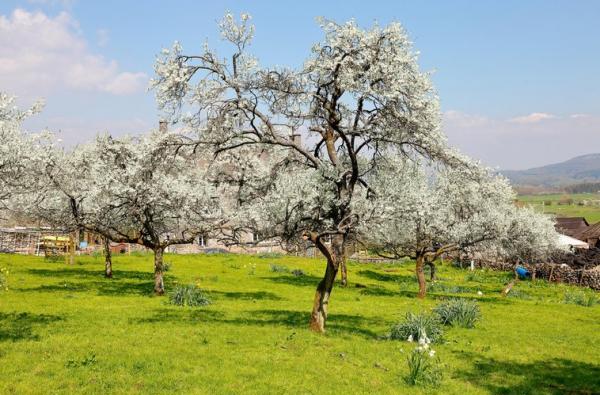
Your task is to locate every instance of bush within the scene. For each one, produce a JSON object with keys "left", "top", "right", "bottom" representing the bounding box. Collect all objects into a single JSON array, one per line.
[
  {"left": 564, "top": 290, "right": 598, "bottom": 307},
  {"left": 433, "top": 299, "right": 481, "bottom": 328},
  {"left": 543, "top": 200, "right": 552, "bottom": 206},
  {"left": 269, "top": 264, "right": 289, "bottom": 273},
  {"left": 162, "top": 262, "right": 172, "bottom": 272},
  {"left": 0, "top": 267, "right": 8, "bottom": 291},
  {"left": 405, "top": 333, "right": 443, "bottom": 387},
  {"left": 291, "top": 269, "right": 305, "bottom": 277},
  {"left": 390, "top": 312, "right": 443, "bottom": 343},
  {"left": 168, "top": 285, "right": 211, "bottom": 307}
]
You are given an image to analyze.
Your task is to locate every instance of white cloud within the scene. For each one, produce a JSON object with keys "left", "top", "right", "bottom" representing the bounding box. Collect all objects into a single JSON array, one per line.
[
  {"left": 0, "top": 9, "right": 147, "bottom": 97},
  {"left": 570, "top": 113, "right": 590, "bottom": 119},
  {"left": 443, "top": 111, "right": 600, "bottom": 170},
  {"left": 509, "top": 112, "right": 556, "bottom": 124}
]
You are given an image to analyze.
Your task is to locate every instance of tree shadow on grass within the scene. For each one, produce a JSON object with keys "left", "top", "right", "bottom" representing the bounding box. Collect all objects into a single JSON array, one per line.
[
  {"left": 134, "top": 308, "right": 385, "bottom": 339},
  {"left": 27, "top": 268, "right": 151, "bottom": 281},
  {"left": 209, "top": 290, "right": 284, "bottom": 301},
  {"left": 357, "top": 270, "right": 414, "bottom": 284},
  {"left": 394, "top": 289, "right": 512, "bottom": 305},
  {"left": 237, "top": 309, "right": 384, "bottom": 338},
  {"left": 134, "top": 308, "right": 225, "bottom": 324},
  {"left": 359, "top": 286, "right": 399, "bottom": 297},
  {"left": 0, "top": 312, "right": 63, "bottom": 342},
  {"left": 19, "top": 278, "right": 162, "bottom": 297},
  {"left": 456, "top": 351, "right": 600, "bottom": 395},
  {"left": 261, "top": 274, "right": 323, "bottom": 287}
]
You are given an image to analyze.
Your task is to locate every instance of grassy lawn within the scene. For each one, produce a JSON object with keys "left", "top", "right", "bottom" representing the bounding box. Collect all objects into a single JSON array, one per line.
[
  {"left": 517, "top": 193, "right": 600, "bottom": 223},
  {"left": 1, "top": 253, "right": 599, "bottom": 394}
]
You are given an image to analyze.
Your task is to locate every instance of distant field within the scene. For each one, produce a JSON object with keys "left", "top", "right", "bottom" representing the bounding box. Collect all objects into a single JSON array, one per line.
[{"left": 517, "top": 193, "right": 600, "bottom": 224}]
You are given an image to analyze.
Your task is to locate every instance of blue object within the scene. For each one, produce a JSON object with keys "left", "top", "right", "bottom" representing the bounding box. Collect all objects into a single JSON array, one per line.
[{"left": 516, "top": 266, "right": 529, "bottom": 278}]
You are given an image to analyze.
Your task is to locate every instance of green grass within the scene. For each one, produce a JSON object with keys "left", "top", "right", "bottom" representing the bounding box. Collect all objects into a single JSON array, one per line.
[
  {"left": 517, "top": 193, "right": 600, "bottom": 223},
  {"left": 1, "top": 253, "right": 599, "bottom": 394}
]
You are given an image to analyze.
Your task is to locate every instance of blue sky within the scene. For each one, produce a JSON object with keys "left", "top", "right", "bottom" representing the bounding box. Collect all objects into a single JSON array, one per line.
[{"left": 1, "top": 0, "right": 599, "bottom": 169}]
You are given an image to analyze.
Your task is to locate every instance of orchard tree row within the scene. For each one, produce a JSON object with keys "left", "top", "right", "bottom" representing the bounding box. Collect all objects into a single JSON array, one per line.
[{"left": 0, "top": 13, "right": 557, "bottom": 332}]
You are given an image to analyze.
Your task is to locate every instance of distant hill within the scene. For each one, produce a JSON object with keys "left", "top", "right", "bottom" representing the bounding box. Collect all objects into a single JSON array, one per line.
[{"left": 502, "top": 153, "right": 600, "bottom": 187}]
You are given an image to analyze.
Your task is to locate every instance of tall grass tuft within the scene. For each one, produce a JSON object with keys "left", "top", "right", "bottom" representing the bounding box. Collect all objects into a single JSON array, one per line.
[
  {"left": 389, "top": 312, "right": 443, "bottom": 343},
  {"left": 428, "top": 282, "right": 471, "bottom": 294},
  {"left": 433, "top": 299, "right": 481, "bottom": 328},
  {"left": 564, "top": 290, "right": 598, "bottom": 307},
  {"left": 169, "top": 284, "right": 211, "bottom": 307},
  {"left": 269, "top": 264, "right": 289, "bottom": 273}
]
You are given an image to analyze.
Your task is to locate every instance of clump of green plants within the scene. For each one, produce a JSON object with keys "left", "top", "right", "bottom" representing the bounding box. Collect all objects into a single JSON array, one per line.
[
  {"left": 162, "top": 262, "right": 172, "bottom": 272},
  {"left": 433, "top": 298, "right": 481, "bottom": 328},
  {"left": 564, "top": 290, "right": 599, "bottom": 307},
  {"left": 291, "top": 269, "right": 305, "bottom": 277},
  {"left": 269, "top": 263, "right": 289, "bottom": 273},
  {"left": 65, "top": 353, "right": 97, "bottom": 368},
  {"left": 247, "top": 263, "right": 257, "bottom": 275},
  {"left": 464, "top": 271, "right": 484, "bottom": 282},
  {"left": 405, "top": 332, "right": 443, "bottom": 387},
  {"left": 389, "top": 312, "right": 443, "bottom": 343},
  {"left": 506, "top": 289, "right": 532, "bottom": 300},
  {"left": 258, "top": 252, "right": 283, "bottom": 259},
  {"left": 168, "top": 284, "right": 211, "bottom": 307},
  {"left": 0, "top": 267, "right": 8, "bottom": 291},
  {"left": 428, "top": 282, "right": 471, "bottom": 294}
]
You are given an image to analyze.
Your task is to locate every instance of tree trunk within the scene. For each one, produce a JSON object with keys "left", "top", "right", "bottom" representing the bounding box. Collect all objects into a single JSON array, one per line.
[
  {"left": 416, "top": 254, "right": 427, "bottom": 299},
  {"left": 309, "top": 234, "right": 344, "bottom": 333},
  {"left": 426, "top": 260, "right": 436, "bottom": 282},
  {"left": 154, "top": 247, "right": 165, "bottom": 295},
  {"left": 340, "top": 256, "right": 348, "bottom": 287},
  {"left": 104, "top": 237, "right": 112, "bottom": 278}
]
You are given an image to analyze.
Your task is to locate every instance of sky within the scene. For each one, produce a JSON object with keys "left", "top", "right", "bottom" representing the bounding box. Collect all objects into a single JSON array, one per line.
[{"left": 1, "top": 0, "right": 599, "bottom": 170}]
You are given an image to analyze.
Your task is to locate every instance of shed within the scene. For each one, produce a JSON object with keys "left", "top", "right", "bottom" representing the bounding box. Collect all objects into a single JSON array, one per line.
[
  {"left": 554, "top": 217, "right": 589, "bottom": 238},
  {"left": 577, "top": 222, "right": 600, "bottom": 248},
  {"left": 557, "top": 234, "right": 589, "bottom": 250}
]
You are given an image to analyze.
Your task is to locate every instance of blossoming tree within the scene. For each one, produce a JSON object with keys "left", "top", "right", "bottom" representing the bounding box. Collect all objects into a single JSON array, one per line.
[
  {"left": 152, "top": 14, "right": 464, "bottom": 331},
  {"left": 27, "top": 132, "right": 222, "bottom": 294},
  {"left": 363, "top": 157, "right": 558, "bottom": 298},
  {"left": 0, "top": 92, "right": 45, "bottom": 217}
]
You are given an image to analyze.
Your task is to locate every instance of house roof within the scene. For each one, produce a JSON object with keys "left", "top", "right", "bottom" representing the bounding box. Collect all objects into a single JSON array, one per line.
[
  {"left": 578, "top": 222, "right": 600, "bottom": 240},
  {"left": 555, "top": 217, "right": 590, "bottom": 228},
  {"left": 554, "top": 217, "right": 590, "bottom": 239},
  {"left": 557, "top": 234, "right": 589, "bottom": 249}
]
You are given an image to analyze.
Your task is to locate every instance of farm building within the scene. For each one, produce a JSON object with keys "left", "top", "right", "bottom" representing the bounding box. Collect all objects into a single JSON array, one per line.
[
  {"left": 557, "top": 234, "right": 589, "bottom": 250},
  {"left": 554, "top": 217, "right": 589, "bottom": 238},
  {"left": 577, "top": 222, "right": 600, "bottom": 248}
]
